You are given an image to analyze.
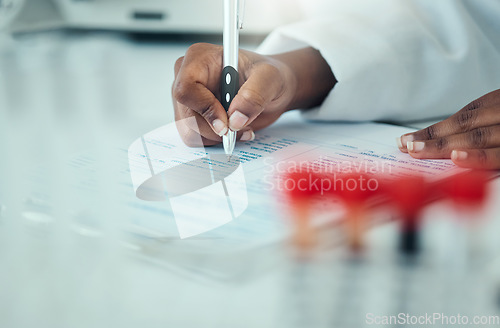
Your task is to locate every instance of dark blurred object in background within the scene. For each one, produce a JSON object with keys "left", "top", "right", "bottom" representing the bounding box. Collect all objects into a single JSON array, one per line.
[{"left": 8, "top": 0, "right": 302, "bottom": 35}]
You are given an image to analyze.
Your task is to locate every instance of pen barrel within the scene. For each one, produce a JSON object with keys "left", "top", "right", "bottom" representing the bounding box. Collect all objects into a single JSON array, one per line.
[
  {"left": 221, "top": 66, "right": 239, "bottom": 112},
  {"left": 223, "top": 0, "right": 239, "bottom": 69}
]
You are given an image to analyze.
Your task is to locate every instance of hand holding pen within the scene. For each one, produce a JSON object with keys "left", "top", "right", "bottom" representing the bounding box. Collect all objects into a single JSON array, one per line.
[
  {"left": 171, "top": 22, "right": 335, "bottom": 147},
  {"left": 171, "top": 46, "right": 294, "bottom": 147}
]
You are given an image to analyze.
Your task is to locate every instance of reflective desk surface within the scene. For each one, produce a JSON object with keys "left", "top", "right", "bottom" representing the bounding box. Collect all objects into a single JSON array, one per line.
[
  {"left": 0, "top": 30, "right": 293, "bottom": 328},
  {"left": 1, "top": 30, "right": 500, "bottom": 328}
]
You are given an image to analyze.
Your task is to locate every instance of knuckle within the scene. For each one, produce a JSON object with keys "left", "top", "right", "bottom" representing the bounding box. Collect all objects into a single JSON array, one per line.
[
  {"left": 470, "top": 127, "right": 490, "bottom": 148},
  {"left": 259, "top": 63, "right": 287, "bottom": 97},
  {"left": 172, "top": 80, "right": 191, "bottom": 104},
  {"left": 263, "top": 63, "right": 281, "bottom": 78},
  {"left": 187, "top": 43, "right": 220, "bottom": 58},
  {"left": 238, "top": 88, "right": 267, "bottom": 109},
  {"left": 173, "top": 80, "right": 218, "bottom": 121},
  {"left": 174, "top": 56, "right": 184, "bottom": 73},
  {"left": 424, "top": 125, "right": 437, "bottom": 140},
  {"left": 465, "top": 99, "right": 483, "bottom": 111},
  {"left": 455, "top": 109, "right": 476, "bottom": 132},
  {"left": 477, "top": 149, "right": 488, "bottom": 166},
  {"left": 435, "top": 137, "right": 448, "bottom": 151},
  {"left": 199, "top": 102, "right": 218, "bottom": 121},
  {"left": 187, "top": 43, "right": 205, "bottom": 53}
]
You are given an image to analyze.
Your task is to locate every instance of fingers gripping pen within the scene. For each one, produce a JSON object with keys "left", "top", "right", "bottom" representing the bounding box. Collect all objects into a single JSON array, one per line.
[{"left": 221, "top": 0, "right": 244, "bottom": 156}]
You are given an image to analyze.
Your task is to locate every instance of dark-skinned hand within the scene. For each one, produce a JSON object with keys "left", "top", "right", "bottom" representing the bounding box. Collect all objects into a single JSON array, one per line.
[{"left": 398, "top": 89, "right": 500, "bottom": 169}]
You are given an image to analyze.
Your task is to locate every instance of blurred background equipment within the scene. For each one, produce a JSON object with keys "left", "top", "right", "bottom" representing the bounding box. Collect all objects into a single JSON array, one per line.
[{"left": 9, "top": 0, "right": 303, "bottom": 34}]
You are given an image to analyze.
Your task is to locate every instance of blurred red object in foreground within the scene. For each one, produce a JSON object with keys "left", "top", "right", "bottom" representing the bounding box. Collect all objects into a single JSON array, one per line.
[
  {"left": 283, "top": 170, "right": 322, "bottom": 251},
  {"left": 327, "top": 173, "right": 379, "bottom": 252},
  {"left": 440, "top": 171, "right": 490, "bottom": 210},
  {"left": 383, "top": 175, "right": 428, "bottom": 219},
  {"left": 281, "top": 167, "right": 493, "bottom": 256},
  {"left": 283, "top": 170, "right": 382, "bottom": 252}
]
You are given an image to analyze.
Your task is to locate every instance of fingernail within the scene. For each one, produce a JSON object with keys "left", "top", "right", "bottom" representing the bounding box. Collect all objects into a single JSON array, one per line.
[
  {"left": 451, "top": 150, "right": 468, "bottom": 161},
  {"left": 407, "top": 141, "right": 425, "bottom": 152},
  {"left": 212, "top": 119, "right": 228, "bottom": 136},
  {"left": 240, "top": 130, "right": 255, "bottom": 141},
  {"left": 396, "top": 137, "right": 403, "bottom": 149},
  {"left": 229, "top": 111, "right": 249, "bottom": 131},
  {"left": 401, "top": 134, "right": 414, "bottom": 149}
]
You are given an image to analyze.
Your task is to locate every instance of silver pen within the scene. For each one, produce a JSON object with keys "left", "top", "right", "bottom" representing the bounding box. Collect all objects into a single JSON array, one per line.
[{"left": 221, "top": 0, "right": 244, "bottom": 156}]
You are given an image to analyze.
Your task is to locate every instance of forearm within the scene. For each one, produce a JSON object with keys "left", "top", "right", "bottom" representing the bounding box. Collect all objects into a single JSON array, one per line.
[{"left": 271, "top": 47, "right": 336, "bottom": 110}]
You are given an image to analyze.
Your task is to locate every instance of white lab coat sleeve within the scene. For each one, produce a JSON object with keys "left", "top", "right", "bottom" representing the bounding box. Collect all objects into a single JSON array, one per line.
[{"left": 257, "top": 0, "right": 500, "bottom": 122}]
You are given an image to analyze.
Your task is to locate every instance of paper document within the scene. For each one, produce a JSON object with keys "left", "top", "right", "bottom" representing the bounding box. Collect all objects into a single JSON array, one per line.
[
  {"left": 21, "top": 112, "right": 466, "bottom": 281},
  {"left": 127, "top": 112, "right": 464, "bottom": 249}
]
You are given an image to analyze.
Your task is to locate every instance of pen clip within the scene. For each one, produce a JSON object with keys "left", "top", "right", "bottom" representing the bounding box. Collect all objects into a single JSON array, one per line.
[{"left": 238, "top": 0, "right": 245, "bottom": 29}]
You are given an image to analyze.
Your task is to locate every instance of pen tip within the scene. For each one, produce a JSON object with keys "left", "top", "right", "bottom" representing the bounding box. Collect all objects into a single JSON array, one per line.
[{"left": 222, "top": 130, "right": 236, "bottom": 158}]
